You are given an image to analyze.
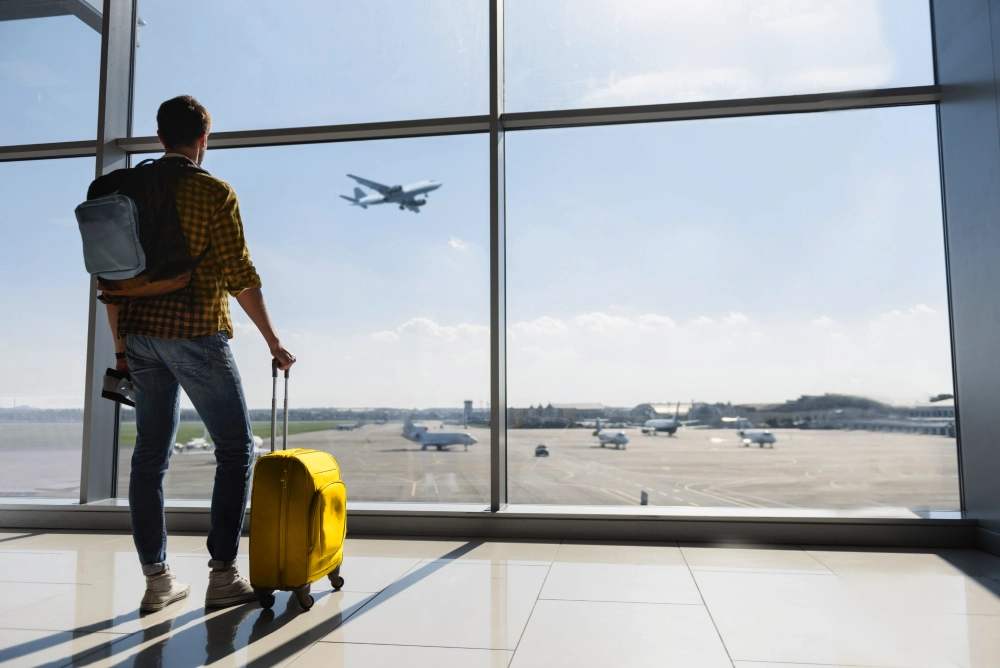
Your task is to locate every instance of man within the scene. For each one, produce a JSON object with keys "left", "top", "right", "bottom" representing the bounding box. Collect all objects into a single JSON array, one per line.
[{"left": 101, "top": 95, "right": 294, "bottom": 612}]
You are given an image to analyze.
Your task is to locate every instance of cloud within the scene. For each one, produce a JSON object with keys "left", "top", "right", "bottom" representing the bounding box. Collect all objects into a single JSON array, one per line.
[
  {"left": 512, "top": 316, "right": 569, "bottom": 335},
  {"left": 567, "top": 0, "right": 895, "bottom": 109},
  {"left": 448, "top": 237, "right": 468, "bottom": 251},
  {"left": 573, "top": 312, "right": 634, "bottom": 331},
  {"left": 635, "top": 314, "right": 677, "bottom": 330},
  {"left": 810, "top": 316, "right": 834, "bottom": 327},
  {"left": 689, "top": 316, "right": 716, "bottom": 326},
  {"left": 371, "top": 330, "right": 400, "bottom": 342},
  {"left": 723, "top": 312, "right": 748, "bottom": 326},
  {"left": 397, "top": 317, "right": 488, "bottom": 342}
]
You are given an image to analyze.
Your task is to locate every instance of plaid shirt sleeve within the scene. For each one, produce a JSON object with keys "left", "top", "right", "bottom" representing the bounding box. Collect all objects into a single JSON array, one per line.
[{"left": 211, "top": 185, "right": 262, "bottom": 297}]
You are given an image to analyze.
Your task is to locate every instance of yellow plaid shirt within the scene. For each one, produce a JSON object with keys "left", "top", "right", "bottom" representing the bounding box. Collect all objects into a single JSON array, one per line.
[{"left": 100, "top": 157, "right": 262, "bottom": 340}]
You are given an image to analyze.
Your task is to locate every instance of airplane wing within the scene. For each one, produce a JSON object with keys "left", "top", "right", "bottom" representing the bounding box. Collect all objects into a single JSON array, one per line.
[{"left": 347, "top": 174, "right": 392, "bottom": 195}]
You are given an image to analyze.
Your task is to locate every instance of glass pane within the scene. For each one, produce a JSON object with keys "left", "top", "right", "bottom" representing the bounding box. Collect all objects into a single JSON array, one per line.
[
  {"left": 506, "top": 105, "right": 958, "bottom": 511},
  {"left": 0, "top": 158, "right": 92, "bottom": 498},
  {"left": 0, "top": 2, "right": 102, "bottom": 144},
  {"left": 117, "top": 135, "right": 489, "bottom": 503},
  {"left": 506, "top": 0, "right": 933, "bottom": 113},
  {"left": 132, "top": 0, "right": 488, "bottom": 135}
]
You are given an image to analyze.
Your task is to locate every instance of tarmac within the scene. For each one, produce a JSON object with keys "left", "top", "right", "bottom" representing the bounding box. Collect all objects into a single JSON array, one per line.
[
  {"left": 0, "top": 421, "right": 960, "bottom": 510},
  {"left": 124, "top": 422, "right": 960, "bottom": 510}
]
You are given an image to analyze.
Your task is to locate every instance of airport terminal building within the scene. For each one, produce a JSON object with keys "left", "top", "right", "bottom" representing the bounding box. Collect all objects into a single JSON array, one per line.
[{"left": 2, "top": 1, "right": 1000, "bottom": 666}]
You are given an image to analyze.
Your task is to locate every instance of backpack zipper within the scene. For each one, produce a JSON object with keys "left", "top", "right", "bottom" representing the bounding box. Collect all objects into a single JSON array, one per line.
[{"left": 278, "top": 465, "right": 289, "bottom": 588}]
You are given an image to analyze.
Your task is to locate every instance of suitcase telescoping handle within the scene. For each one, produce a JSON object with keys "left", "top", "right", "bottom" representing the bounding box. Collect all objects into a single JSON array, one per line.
[{"left": 270, "top": 359, "right": 289, "bottom": 452}]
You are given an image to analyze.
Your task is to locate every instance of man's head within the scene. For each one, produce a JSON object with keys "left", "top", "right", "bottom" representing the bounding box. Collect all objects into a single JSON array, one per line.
[{"left": 156, "top": 95, "right": 211, "bottom": 165}]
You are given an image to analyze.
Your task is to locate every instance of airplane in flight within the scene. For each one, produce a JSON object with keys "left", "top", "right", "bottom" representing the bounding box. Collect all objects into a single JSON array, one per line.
[
  {"left": 641, "top": 402, "right": 698, "bottom": 436},
  {"left": 340, "top": 174, "right": 442, "bottom": 213},
  {"left": 594, "top": 419, "right": 629, "bottom": 450},
  {"left": 738, "top": 429, "right": 777, "bottom": 448},
  {"left": 402, "top": 419, "right": 477, "bottom": 451}
]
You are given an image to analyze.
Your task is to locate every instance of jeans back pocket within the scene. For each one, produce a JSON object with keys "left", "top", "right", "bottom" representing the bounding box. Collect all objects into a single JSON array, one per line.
[{"left": 160, "top": 336, "right": 212, "bottom": 376}]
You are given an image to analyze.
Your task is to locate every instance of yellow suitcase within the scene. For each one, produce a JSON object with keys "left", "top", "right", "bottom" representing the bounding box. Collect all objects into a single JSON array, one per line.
[{"left": 249, "top": 361, "right": 347, "bottom": 610}]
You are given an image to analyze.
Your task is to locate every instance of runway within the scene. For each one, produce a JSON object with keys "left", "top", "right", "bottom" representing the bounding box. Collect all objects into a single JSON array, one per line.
[
  {"left": 119, "top": 422, "right": 959, "bottom": 510},
  {"left": 0, "top": 422, "right": 959, "bottom": 510}
]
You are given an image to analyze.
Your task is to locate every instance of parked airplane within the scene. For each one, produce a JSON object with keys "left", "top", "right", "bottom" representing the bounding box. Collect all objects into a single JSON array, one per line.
[
  {"left": 594, "top": 419, "right": 629, "bottom": 450},
  {"left": 336, "top": 420, "right": 364, "bottom": 431},
  {"left": 173, "top": 430, "right": 212, "bottom": 454},
  {"left": 402, "top": 418, "right": 477, "bottom": 451},
  {"left": 340, "top": 174, "right": 442, "bottom": 213},
  {"left": 252, "top": 435, "right": 269, "bottom": 461},
  {"left": 641, "top": 402, "right": 698, "bottom": 436},
  {"left": 738, "top": 429, "right": 777, "bottom": 448}
]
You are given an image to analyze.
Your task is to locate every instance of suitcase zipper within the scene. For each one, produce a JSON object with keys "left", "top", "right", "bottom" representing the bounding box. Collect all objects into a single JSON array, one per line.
[{"left": 278, "top": 465, "right": 289, "bottom": 588}]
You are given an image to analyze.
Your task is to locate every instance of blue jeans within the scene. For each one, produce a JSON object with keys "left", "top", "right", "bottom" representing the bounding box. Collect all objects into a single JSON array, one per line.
[{"left": 126, "top": 332, "right": 253, "bottom": 574}]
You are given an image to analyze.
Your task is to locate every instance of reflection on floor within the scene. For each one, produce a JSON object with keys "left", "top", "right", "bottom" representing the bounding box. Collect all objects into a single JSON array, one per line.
[{"left": 0, "top": 531, "right": 998, "bottom": 667}]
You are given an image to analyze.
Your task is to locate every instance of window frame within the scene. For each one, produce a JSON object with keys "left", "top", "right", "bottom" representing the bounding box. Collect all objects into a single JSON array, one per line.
[{"left": 0, "top": 0, "right": 962, "bottom": 522}]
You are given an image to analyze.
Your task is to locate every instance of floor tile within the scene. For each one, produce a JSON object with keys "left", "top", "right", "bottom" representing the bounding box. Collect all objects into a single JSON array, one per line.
[
  {"left": 296, "top": 643, "right": 512, "bottom": 667},
  {"left": 309, "top": 536, "right": 455, "bottom": 560},
  {"left": 935, "top": 613, "right": 1000, "bottom": 668},
  {"left": 928, "top": 548, "right": 1000, "bottom": 580},
  {"left": 424, "top": 538, "right": 560, "bottom": 565},
  {"left": 695, "top": 570, "right": 955, "bottom": 667},
  {"left": 0, "top": 554, "right": 249, "bottom": 635},
  {"left": 681, "top": 543, "right": 832, "bottom": 574},
  {"left": 553, "top": 541, "right": 684, "bottom": 565},
  {"left": 4, "top": 532, "right": 129, "bottom": 551},
  {"left": 509, "top": 599, "right": 731, "bottom": 668},
  {"left": 0, "top": 628, "right": 128, "bottom": 668},
  {"left": 803, "top": 546, "right": 966, "bottom": 577},
  {"left": 322, "top": 561, "right": 549, "bottom": 650},
  {"left": 845, "top": 572, "right": 1000, "bottom": 616},
  {"left": 0, "top": 581, "right": 77, "bottom": 616},
  {"left": 337, "top": 555, "right": 423, "bottom": 593},
  {"left": 540, "top": 561, "right": 701, "bottom": 604},
  {"left": 732, "top": 663, "right": 887, "bottom": 667},
  {"left": 63, "top": 590, "right": 374, "bottom": 668}
]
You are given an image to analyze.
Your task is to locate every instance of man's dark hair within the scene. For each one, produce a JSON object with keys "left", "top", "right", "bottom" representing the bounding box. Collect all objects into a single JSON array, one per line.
[{"left": 156, "top": 95, "right": 212, "bottom": 149}]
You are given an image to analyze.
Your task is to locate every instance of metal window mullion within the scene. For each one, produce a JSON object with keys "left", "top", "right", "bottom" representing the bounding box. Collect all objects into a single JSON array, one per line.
[
  {"left": 490, "top": 0, "right": 507, "bottom": 512},
  {"left": 80, "top": 0, "right": 136, "bottom": 504}
]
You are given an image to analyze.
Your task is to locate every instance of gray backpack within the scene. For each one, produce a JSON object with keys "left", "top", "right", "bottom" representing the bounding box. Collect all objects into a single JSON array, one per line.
[{"left": 75, "top": 157, "right": 209, "bottom": 297}]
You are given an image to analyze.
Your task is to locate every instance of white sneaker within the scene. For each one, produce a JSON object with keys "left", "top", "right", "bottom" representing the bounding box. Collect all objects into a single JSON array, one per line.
[
  {"left": 205, "top": 562, "right": 258, "bottom": 608},
  {"left": 140, "top": 571, "right": 190, "bottom": 612}
]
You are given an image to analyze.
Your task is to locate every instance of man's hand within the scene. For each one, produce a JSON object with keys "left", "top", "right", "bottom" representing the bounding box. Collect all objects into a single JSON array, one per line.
[
  {"left": 270, "top": 341, "right": 296, "bottom": 371},
  {"left": 116, "top": 358, "right": 130, "bottom": 374}
]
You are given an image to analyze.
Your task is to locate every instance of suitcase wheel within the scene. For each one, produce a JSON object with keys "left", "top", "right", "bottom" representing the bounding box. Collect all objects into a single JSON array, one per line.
[
  {"left": 254, "top": 587, "right": 275, "bottom": 610},
  {"left": 328, "top": 565, "right": 345, "bottom": 591},
  {"left": 294, "top": 585, "right": 314, "bottom": 611}
]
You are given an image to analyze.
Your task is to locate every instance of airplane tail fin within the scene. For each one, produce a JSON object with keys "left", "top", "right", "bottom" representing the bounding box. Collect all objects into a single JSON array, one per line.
[
  {"left": 340, "top": 187, "right": 367, "bottom": 205},
  {"left": 674, "top": 401, "right": 680, "bottom": 420}
]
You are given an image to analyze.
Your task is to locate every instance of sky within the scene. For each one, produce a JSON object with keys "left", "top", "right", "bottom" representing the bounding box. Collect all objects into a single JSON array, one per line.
[{"left": 0, "top": 1, "right": 950, "bottom": 411}]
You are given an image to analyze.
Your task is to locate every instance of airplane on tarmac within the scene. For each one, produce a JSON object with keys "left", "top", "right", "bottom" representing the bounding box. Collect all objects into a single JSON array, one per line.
[
  {"left": 641, "top": 402, "right": 698, "bottom": 436},
  {"left": 340, "top": 174, "right": 442, "bottom": 213},
  {"left": 594, "top": 419, "right": 629, "bottom": 450},
  {"left": 402, "top": 418, "right": 478, "bottom": 451},
  {"left": 738, "top": 429, "right": 777, "bottom": 448},
  {"left": 336, "top": 420, "right": 364, "bottom": 431}
]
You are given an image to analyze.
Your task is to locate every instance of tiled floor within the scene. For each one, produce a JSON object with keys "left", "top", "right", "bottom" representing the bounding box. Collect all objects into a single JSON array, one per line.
[{"left": 0, "top": 532, "right": 998, "bottom": 667}]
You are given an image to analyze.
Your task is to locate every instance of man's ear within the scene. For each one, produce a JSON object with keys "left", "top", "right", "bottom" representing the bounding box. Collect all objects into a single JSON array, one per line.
[
  {"left": 199, "top": 132, "right": 209, "bottom": 148},
  {"left": 156, "top": 132, "right": 165, "bottom": 147}
]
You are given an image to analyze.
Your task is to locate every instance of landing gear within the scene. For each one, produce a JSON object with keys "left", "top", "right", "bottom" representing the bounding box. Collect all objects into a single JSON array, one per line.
[{"left": 399, "top": 205, "right": 404, "bottom": 210}]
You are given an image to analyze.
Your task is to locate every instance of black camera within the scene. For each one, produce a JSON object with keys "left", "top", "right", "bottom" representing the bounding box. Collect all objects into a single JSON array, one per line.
[{"left": 102, "top": 368, "right": 135, "bottom": 407}]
